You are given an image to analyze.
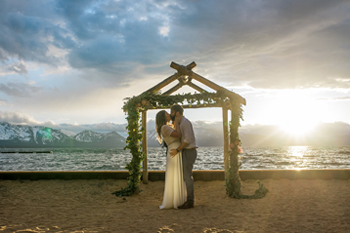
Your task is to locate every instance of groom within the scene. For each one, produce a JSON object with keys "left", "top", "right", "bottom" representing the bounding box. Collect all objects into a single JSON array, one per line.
[{"left": 169, "top": 104, "right": 197, "bottom": 209}]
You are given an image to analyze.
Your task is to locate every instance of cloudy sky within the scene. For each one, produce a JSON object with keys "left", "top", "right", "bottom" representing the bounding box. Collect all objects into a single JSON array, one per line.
[{"left": 1, "top": 0, "right": 350, "bottom": 135}]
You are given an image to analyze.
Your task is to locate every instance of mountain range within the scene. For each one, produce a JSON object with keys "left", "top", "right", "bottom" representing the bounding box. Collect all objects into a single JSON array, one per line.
[
  {"left": 1, "top": 121, "right": 350, "bottom": 148},
  {"left": 0, "top": 122, "right": 125, "bottom": 148}
]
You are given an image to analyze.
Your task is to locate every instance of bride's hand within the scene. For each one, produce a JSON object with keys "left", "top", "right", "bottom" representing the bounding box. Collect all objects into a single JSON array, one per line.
[{"left": 170, "top": 149, "right": 178, "bottom": 158}]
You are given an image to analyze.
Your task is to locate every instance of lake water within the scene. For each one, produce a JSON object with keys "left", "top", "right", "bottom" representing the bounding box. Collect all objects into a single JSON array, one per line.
[{"left": 1, "top": 146, "right": 349, "bottom": 171}]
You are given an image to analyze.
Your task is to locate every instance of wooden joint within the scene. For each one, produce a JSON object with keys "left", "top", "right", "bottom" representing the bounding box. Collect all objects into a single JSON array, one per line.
[
  {"left": 177, "top": 65, "right": 193, "bottom": 76},
  {"left": 170, "top": 61, "right": 195, "bottom": 77},
  {"left": 179, "top": 76, "right": 190, "bottom": 84},
  {"left": 224, "top": 99, "right": 232, "bottom": 110}
]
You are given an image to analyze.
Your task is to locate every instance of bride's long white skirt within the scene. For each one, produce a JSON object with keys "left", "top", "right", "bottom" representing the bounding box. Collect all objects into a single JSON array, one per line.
[{"left": 159, "top": 142, "right": 187, "bottom": 209}]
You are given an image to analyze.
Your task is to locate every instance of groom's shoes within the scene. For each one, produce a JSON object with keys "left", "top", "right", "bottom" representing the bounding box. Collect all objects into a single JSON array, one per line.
[{"left": 178, "top": 201, "right": 194, "bottom": 209}]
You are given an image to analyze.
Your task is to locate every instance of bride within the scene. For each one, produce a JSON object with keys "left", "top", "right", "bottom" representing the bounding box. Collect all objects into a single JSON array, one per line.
[{"left": 156, "top": 110, "right": 187, "bottom": 209}]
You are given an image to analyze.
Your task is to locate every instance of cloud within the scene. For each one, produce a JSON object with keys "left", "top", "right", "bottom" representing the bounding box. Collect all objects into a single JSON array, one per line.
[
  {"left": 166, "top": 0, "right": 350, "bottom": 89},
  {"left": 89, "top": 122, "right": 127, "bottom": 132},
  {"left": 0, "top": 0, "right": 350, "bottom": 128},
  {"left": 0, "top": 111, "right": 65, "bottom": 132},
  {"left": 316, "top": 96, "right": 350, "bottom": 101},
  {"left": 0, "top": 111, "right": 42, "bottom": 125},
  {"left": 1, "top": 0, "right": 350, "bottom": 89},
  {"left": 0, "top": 82, "right": 41, "bottom": 97},
  {"left": 0, "top": 61, "right": 28, "bottom": 75},
  {"left": 0, "top": 1, "right": 76, "bottom": 66},
  {"left": 0, "top": 98, "right": 7, "bottom": 106},
  {"left": 314, "top": 121, "right": 350, "bottom": 136},
  {"left": 334, "top": 96, "right": 350, "bottom": 100}
]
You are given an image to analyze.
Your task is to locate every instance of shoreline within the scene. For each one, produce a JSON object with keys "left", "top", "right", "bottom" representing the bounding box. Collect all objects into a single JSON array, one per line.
[{"left": 1, "top": 169, "right": 350, "bottom": 181}]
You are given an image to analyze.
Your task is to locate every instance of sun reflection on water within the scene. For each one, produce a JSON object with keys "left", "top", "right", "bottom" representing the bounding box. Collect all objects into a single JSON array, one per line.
[
  {"left": 286, "top": 146, "right": 310, "bottom": 170},
  {"left": 288, "top": 146, "right": 309, "bottom": 157}
]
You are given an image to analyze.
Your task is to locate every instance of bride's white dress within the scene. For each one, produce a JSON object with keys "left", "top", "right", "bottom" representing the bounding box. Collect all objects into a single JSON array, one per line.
[{"left": 159, "top": 125, "right": 187, "bottom": 209}]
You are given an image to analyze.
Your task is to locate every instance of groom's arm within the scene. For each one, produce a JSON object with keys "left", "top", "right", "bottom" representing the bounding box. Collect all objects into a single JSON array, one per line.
[
  {"left": 170, "top": 142, "right": 189, "bottom": 158},
  {"left": 170, "top": 117, "right": 195, "bottom": 158}
]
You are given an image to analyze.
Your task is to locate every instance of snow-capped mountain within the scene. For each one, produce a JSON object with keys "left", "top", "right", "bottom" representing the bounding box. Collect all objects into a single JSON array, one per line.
[
  {"left": 3, "top": 121, "right": 348, "bottom": 148},
  {"left": 0, "top": 122, "right": 72, "bottom": 145},
  {"left": 59, "top": 129, "right": 76, "bottom": 137},
  {"left": 0, "top": 122, "right": 126, "bottom": 148},
  {"left": 74, "top": 130, "right": 104, "bottom": 142},
  {"left": 74, "top": 130, "right": 125, "bottom": 145}
]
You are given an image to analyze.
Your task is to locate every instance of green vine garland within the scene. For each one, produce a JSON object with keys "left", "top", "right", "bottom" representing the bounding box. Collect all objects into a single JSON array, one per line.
[
  {"left": 225, "top": 99, "right": 269, "bottom": 199},
  {"left": 113, "top": 91, "right": 268, "bottom": 199}
]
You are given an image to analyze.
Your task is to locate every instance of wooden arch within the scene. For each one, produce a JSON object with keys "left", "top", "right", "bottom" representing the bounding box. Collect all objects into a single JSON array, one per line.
[{"left": 137, "top": 61, "right": 246, "bottom": 183}]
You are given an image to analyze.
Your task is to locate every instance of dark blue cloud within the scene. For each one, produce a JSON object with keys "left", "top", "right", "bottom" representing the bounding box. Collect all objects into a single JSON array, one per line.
[
  {"left": 0, "top": 2, "right": 76, "bottom": 65},
  {"left": 0, "top": 0, "right": 350, "bottom": 89}
]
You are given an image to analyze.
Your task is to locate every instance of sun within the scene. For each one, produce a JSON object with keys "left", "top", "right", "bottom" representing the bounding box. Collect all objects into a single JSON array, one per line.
[
  {"left": 280, "top": 119, "right": 316, "bottom": 136},
  {"left": 265, "top": 90, "right": 319, "bottom": 136}
]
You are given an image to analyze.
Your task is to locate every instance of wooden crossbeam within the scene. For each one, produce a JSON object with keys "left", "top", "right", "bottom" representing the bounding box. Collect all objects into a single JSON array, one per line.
[
  {"left": 141, "top": 73, "right": 180, "bottom": 95},
  {"left": 139, "top": 61, "right": 197, "bottom": 96},
  {"left": 140, "top": 61, "right": 245, "bottom": 105},
  {"left": 191, "top": 73, "right": 246, "bottom": 105},
  {"left": 170, "top": 61, "right": 246, "bottom": 105},
  {"left": 162, "top": 82, "right": 184, "bottom": 96},
  {"left": 170, "top": 61, "right": 196, "bottom": 73},
  {"left": 145, "top": 102, "right": 222, "bottom": 110},
  {"left": 186, "top": 81, "right": 208, "bottom": 94}
]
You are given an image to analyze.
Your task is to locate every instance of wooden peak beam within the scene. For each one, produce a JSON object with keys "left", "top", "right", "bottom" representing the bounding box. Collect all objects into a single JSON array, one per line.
[
  {"left": 170, "top": 61, "right": 197, "bottom": 76},
  {"left": 140, "top": 61, "right": 246, "bottom": 106},
  {"left": 170, "top": 61, "right": 246, "bottom": 105}
]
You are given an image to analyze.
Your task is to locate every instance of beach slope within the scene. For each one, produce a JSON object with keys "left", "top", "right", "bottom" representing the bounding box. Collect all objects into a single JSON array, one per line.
[{"left": 0, "top": 179, "right": 349, "bottom": 232}]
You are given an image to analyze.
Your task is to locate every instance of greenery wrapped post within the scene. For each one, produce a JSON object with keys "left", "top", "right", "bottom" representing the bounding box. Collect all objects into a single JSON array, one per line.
[
  {"left": 112, "top": 97, "right": 145, "bottom": 197},
  {"left": 225, "top": 99, "right": 243, "bottom": 198},
  {"left": 225, "top": 95, "right": 269, "bottom": 199}
]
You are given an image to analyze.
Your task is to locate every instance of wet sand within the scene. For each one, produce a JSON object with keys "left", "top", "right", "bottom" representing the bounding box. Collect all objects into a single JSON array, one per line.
[{"left": 0, "top": 179, "right": 349, "bottom": 232}]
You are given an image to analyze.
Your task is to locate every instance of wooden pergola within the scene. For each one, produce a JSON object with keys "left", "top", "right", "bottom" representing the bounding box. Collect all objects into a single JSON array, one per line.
[{"left": 138, "top": 61, "right": 246, "bottom": 183}]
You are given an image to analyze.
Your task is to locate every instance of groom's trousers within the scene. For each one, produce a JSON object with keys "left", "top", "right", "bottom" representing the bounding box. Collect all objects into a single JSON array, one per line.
[{"left": 182, "top": 149, "right": 197, "bottom": 203}]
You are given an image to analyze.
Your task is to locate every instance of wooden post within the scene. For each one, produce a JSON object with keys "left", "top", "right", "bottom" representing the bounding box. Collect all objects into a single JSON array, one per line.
[
  {"left": 142, "top": 110, "right": 148, "bottom": 184},
  {"left": 222, "top": 106, "right": 229, "bottom": 179}
]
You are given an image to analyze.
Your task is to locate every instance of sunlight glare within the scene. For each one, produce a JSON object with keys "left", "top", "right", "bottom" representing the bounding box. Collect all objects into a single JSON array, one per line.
[
  {"left": 269, "top": 90, "right": 319, "bottom": 136},
  {"left": 288, "top": 146, "right": 309, "bottom": 157},
  {"left": 280, "top": 118, "right": 316, "bottom": 136}
]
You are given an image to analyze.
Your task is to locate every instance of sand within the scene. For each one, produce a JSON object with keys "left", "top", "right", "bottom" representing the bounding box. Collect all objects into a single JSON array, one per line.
[{"left": 0, "top": 178, "right": 349, "bottom": 233}]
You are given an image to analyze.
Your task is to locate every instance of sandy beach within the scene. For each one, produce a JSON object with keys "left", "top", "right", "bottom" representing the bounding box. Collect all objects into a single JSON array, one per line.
[{"left": 0, "top": 178, "right": 349, "bottom": 233}]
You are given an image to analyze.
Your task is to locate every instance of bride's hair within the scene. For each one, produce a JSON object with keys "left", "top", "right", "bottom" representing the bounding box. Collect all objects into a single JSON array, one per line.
[{"left": 155, "top": 110, "right": 167, "bottom": 144}]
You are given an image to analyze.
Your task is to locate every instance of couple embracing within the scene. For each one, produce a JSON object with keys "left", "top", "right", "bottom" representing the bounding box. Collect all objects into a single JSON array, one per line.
[{"left": 155, "top": 104, "right": 197, "bottom": 210}]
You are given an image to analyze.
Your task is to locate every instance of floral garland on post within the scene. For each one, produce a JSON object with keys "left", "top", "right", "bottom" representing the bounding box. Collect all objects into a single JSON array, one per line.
[
  {"left": 225, "top": 99, "right": 243, "bottom": 198},
  {"left": 112, "top": 96, "right": 145, "bottom": 196},
  {"left": 113, "top": 91, "right": 268, "bottom": 199},
  {"left": 225, "top": 95, "right": 269, "bottom": 199}
]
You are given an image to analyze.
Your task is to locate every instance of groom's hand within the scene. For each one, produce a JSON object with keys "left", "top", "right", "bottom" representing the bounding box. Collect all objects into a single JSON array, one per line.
[{"left": 170, "top": 149, "right": 178, "bottom": 158}]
